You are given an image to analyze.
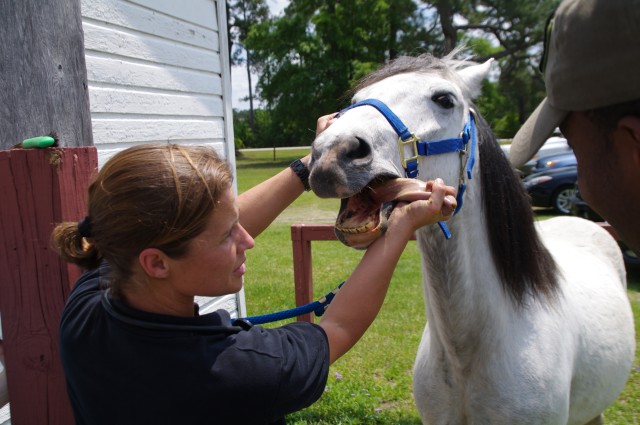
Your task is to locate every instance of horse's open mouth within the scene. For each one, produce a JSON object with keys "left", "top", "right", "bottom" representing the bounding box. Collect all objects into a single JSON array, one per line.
[{"left": 335, "top": 177, "right": 427, "bottom": 249}]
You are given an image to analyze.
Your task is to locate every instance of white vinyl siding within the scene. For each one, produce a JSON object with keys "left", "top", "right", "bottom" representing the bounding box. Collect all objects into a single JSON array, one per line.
[{"left": 81, "top": 0, "right": 244, "bottom": 318}]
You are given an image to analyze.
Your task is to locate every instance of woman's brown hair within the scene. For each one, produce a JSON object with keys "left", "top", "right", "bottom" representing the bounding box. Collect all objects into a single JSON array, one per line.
[{"left": 51, "top": 144, "right": 233, "bottom": 293}]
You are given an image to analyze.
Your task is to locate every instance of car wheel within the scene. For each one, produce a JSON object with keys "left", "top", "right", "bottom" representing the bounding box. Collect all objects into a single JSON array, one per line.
[{"left": 552, "top": 185, "right": 577, "bottom": 215}]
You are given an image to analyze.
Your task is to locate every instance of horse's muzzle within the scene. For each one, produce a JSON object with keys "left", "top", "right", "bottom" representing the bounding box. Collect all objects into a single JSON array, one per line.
[{"left": 334, "top": 178, "right": 429, "bottom": 249}]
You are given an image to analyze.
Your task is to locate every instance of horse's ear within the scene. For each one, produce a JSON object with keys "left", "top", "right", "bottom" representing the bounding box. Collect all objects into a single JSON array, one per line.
[{"left": 457, "top": 58, "right": 494, "bottom": 99}]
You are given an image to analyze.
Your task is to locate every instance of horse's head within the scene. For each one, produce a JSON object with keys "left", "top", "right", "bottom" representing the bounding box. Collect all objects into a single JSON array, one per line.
[{"left": 309, "top": 54, "right": 493, "bottom": 247}]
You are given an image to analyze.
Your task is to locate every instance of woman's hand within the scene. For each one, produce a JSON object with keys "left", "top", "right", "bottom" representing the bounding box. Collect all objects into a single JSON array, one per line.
[
  {"left": 316, "top": 113, "right": 338, "bottom": 136},
  {"left": 387, "top": 178, "right": 457, "bottom": 237}
]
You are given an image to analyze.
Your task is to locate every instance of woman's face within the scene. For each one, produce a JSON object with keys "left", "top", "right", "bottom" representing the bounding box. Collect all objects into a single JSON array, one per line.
[{"left": 169, "top": 187, "right": 255, "bottom": 297}]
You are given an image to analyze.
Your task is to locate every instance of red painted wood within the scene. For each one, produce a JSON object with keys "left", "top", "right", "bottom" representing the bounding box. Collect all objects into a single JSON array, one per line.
[
  {"left": 291, "top": 224, "right": 419, "bottom": 323},
  {"left": 291, "top": 225, "right": 336, "bottom": 322},
  {"left": 0, "top": 147, "right": 97, "bottom": 424}
]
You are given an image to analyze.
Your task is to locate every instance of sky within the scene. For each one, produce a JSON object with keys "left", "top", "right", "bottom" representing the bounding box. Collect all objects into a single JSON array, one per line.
[{"left": 230, "top": 0, "right": 289, "bottom": 110}]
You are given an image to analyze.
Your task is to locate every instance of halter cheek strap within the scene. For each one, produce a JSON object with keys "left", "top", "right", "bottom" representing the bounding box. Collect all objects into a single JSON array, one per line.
[{"left": 337, "top": 99, "right": 479, "bottom": 239}]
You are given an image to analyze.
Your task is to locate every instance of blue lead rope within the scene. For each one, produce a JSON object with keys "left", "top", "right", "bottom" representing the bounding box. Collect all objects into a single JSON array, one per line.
[{"left": 238, "top": 281, "right": 346, "bottom": 325}]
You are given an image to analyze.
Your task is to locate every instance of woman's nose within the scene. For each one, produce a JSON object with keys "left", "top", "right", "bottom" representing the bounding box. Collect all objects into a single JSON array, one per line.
[{"left": 238, "top": 224, "right": 255, "bottom": 251}]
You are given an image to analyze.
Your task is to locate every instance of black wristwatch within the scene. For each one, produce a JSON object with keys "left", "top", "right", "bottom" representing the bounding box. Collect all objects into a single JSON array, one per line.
[{"left": 289, "top": 159, "right": 311, "bottom": 191}]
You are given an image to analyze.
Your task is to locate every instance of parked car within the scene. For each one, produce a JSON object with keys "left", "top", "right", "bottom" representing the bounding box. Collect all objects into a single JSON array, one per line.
[
  {"left": 529, "top": 151, "right": 576, "bottom": 175},
  {"left": 522, "top": 165, "right": 577, "bottom": 214},
  {"left": 570, "top": 189, "right": 639, "bottom": 266},
  {"left": 516, "top": 128, "right": 572, "bottom": 177}
]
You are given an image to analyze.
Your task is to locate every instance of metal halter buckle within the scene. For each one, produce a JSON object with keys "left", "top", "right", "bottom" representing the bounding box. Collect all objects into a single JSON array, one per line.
[{"left": 398, "top": 133, "right": 420, "bottom": 169}]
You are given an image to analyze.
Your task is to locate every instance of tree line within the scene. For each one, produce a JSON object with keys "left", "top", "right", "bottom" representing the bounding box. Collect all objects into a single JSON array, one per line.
[{"left": 227, "top": 0, "right": 560, "bottom": 149}]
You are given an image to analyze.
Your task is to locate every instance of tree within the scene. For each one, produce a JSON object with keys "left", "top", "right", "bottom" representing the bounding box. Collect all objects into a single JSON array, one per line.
[
  {"left": 239, "top": 0, "right": 561, "bottom": 146},
  {"left": 227, "top": 0, "right": 270, "bottom": 131},
  {"left": 430, "top": 0, "right": 560, "bottom": 133},
  {"left": 245, "top": 0, "right": 431, "bottom": 147}
]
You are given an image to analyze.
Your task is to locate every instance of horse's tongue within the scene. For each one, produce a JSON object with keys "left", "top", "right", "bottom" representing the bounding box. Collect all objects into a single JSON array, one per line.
[
  {"left": 369, "top": 178, "right": 428, "bottom": 203},
  {"left": 334, "top": 178, "right": 428, "bottom": 249}
]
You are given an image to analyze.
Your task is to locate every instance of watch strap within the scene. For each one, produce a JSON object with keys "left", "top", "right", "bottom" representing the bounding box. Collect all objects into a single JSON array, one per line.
[{"left": 289, "top": 159, "right": 311, "bottom": 191}]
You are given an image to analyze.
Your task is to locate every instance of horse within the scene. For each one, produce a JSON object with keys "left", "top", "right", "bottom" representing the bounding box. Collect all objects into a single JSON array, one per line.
[{"left": 308, "top": 53, "right": 635, "bottom": 425}]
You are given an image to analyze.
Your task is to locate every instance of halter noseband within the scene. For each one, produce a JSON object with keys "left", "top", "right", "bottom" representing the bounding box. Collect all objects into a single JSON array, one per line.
[{"left": 337, "top": 98, "right": 478, "bottom": 239}]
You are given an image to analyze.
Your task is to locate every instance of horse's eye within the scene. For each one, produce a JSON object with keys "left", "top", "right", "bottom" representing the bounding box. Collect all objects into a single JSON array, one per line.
[{"left": 432, "top": 94, "right": 455, "bottom": 109}]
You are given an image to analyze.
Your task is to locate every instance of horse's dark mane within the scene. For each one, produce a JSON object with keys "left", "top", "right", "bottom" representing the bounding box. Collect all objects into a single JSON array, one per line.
[{"left": 474, "top": 108, "right": 560, "bottom": 305}]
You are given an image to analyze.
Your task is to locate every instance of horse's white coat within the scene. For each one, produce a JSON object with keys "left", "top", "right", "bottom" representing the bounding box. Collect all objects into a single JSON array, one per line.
[
  {"left": 413, "top": 216, "right": 632, "bottom": 425},
  {"left": 310, "top": 55, "right": 635, "bottom": 425}
]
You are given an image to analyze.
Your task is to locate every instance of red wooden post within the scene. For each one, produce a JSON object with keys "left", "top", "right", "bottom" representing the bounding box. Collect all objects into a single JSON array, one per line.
[
  {"left": 291, "top": 224, "right": 338, "bottom": 322},
  {"left": 0, "top": 147, "right": 97, "bottom": 424},
  {"left": 291, "top": 224, "right": 418, "bottom": 323},
  {"left": 291, "top": 225, "right": 315, "bottom": 323}
]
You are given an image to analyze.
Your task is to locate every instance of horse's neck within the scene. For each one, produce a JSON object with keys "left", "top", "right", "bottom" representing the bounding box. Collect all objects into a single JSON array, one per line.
[{"left": 416, "top": 185, "right": 511, "bottom": 366}]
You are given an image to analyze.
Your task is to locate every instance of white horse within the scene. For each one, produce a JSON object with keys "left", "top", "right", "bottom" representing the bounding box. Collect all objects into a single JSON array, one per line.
[{"left": 309, "top": 53, "right": 635, "bottom": 425}]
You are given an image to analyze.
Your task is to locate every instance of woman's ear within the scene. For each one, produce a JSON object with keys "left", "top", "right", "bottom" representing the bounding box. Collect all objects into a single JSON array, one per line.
[{"left": 138, "top": 248, "right": 170, "bottom": 279}]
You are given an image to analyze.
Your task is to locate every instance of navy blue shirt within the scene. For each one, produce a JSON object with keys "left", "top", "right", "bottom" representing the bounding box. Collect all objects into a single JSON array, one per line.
[{"left": 60, "top": 263, "right": 330, "bottom": 424}]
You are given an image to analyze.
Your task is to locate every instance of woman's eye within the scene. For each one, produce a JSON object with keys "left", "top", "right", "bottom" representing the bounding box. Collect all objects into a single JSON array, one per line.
[{"left": 432, "top": 94, "right": 455, "bottom": 109}]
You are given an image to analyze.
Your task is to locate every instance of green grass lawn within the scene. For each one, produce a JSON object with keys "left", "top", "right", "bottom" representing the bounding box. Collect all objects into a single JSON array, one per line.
[{"left": 237, "top": 149, "right": 640, "bottom": 424}]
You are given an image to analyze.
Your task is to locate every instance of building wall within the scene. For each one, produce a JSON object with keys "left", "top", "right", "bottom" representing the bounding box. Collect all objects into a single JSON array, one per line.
[{"left": 80, "top": 0, "right": 244, "bottom": 317}]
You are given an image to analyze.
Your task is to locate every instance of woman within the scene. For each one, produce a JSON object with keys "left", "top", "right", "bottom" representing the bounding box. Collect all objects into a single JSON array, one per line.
[{"left": 52, "top": 116, "right": 457, "bottom": 424}]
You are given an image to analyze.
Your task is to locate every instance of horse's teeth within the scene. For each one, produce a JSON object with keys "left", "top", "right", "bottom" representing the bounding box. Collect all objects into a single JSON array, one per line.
[{"left": 336, "top": 220, "right": 375, "bottom": 234}]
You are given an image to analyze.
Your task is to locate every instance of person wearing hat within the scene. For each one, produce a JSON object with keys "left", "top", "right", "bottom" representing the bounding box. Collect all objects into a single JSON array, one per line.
[{"left": 510, "top": 0, "right": 640, "bottom": 255}]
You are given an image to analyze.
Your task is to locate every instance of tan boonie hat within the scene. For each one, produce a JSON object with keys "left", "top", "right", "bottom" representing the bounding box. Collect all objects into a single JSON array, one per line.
[{"left": 509, "top": 0, "right": 640, "bottom": 167}]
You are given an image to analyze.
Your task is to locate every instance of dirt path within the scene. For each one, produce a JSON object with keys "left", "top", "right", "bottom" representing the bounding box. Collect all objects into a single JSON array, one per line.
[{"left": 275, "top": 205, "right": 337, "bottom": 224}]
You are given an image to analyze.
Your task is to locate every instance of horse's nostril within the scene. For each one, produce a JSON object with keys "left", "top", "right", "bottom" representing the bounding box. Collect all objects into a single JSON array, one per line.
[{"left": 345, "top": 137, "right": 371, "bottom": 161}]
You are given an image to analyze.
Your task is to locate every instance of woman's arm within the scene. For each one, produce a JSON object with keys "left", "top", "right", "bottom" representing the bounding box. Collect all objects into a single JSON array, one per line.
[
  {"left": 238, "top": 114, "right": 337, "bottom": 238},
  {"left": 318, "top": 178, "right": 457, "bottom": 364},
  {"left": 237, "top": 155, "right": 309, "bottom": 238}
]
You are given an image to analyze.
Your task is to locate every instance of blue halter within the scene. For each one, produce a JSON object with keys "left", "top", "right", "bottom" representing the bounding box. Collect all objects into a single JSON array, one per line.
[{"left": 338, "top": 98, "right": 478, "bottom": 239}]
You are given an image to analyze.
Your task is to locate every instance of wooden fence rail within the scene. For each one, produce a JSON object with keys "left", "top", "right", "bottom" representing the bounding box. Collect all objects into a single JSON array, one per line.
[
  {"left": 290, "top": 224, "right": 339, "bottom": 323},
  {"left": 290, "top": 224, "right": 418, "bottom": 323}
]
